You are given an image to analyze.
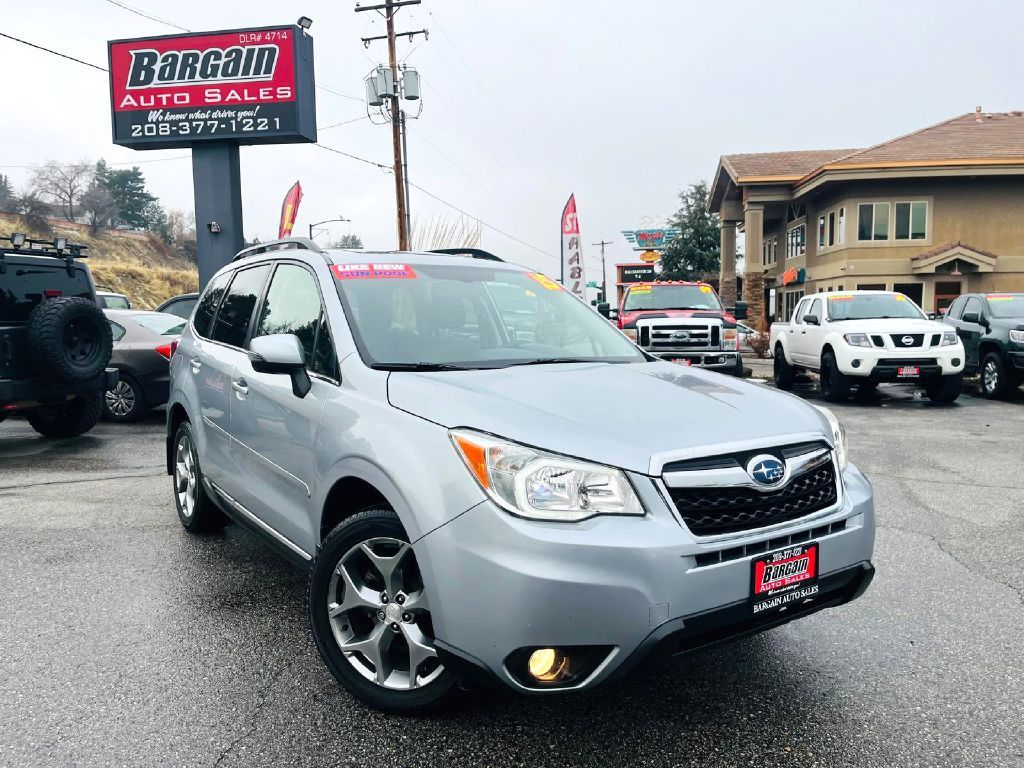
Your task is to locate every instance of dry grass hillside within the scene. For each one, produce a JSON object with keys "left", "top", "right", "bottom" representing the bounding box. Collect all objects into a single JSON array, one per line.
[{"left": 1, "top": 213, "right": 198, "bottom": 309}]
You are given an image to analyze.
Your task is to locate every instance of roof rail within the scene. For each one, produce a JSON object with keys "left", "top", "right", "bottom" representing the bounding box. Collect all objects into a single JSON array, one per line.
[
  {"left": 232, "top": 236, "right": 325, "bottom": 262},
  {"left": 428, "top": 247, "right": 504, "bottom": 263},
  {"left": 0, "top": 233, "right": 88, "bottom": 276}
]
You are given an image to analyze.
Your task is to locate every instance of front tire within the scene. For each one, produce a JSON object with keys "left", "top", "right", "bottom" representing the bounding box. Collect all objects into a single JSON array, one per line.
[
  {"left": 980, "top": 352, "right": 1012, "bottom": 399},
  {"left": 927, "top": 373, "right": 963, "bottom": 404},
  {"left": 819, "top": 352, "right": 851, "bottom": 403},
  {"left": 26, "top": 393, "right": 102, "bottom": 437},
  {"left": 773, "top": 345, "right": 795, "bottom": 390},
  {"left": 310, "top": 506, "right": 457, "bottom": 713},
  {"left": 172, "top": 422, "right": 229, "bottom": 532},
  {"left": 103, "top": 374, "right": 148, "bottom": 422}
]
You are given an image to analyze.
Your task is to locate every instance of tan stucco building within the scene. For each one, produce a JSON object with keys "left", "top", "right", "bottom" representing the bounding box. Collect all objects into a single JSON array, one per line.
[{"left": 709, "top": 110, "right": 1024, "bottom": 324}]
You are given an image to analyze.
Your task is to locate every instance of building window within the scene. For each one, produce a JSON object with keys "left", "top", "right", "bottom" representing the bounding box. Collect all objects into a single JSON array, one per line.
[
  {"left": 828, "top": 211, "right": 836, "bottom": 246},
  {"left": 894, "top": 282, "right": 924, "bottom": 307},
  {"left": 762, "top": 236, "right": 778, "bottom": 265},
  {"left": 818, "top": 216, "right": 826, "bottom": 248},
  {"left": 786, "top": 224, "right": 805, "bottom": 259},
  {"left": 858, "top": 203, "right": 890, "bottom": 241},
  {"left": 857, "top": 283, "right": 886, "bottom": 291},
  {"left": 895, "top": 201, "right": 927, "bottom": 240},
  {"left": 837, "top": 207, "right": 845, "bottom": 244}
]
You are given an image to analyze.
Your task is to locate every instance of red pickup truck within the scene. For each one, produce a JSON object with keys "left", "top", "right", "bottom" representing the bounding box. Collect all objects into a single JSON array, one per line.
[{"left": 614, "top": 281, "right": 746, "bottom": 376}]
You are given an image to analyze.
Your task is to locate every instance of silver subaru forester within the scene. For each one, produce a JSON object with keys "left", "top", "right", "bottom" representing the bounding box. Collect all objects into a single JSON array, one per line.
[{"left": 165, "top": 239, "right": 875, "bottom": 712}]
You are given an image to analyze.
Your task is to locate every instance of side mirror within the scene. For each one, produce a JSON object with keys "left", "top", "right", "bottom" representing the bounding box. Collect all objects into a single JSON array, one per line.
[
  {"left": 505, "top": 324, "right": 518, "bottom": 342},
  {"left": 249, "top": 334, "right": 312, "bottom": 398},
  {"left": 732, "top": 301, "right": 748, "bottom": 321},
  {"left": 596, "top": 302, "right": 611, "bottom": 318},
  {"left": 802, "top": 314, "right": 820, "bottom": 326},
  {"left": 961, "top": 311, "right": 981, "bottom": 325}
]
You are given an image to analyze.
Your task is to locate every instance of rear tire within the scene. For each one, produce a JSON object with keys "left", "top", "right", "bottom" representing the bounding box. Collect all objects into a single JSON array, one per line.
[
  {"left": 819, "top": 352, "right": 852, "bottom": 403},
  {"left": 172, "top": 421, "right": 229, "bottom": 532},
  {"left": 26, "top": 393, "right": 103, "bottom": 438},
  {"left": 773, "top": 345, "right": 795, "bottom": 390},
  {"left": 103, "top": 374, "right": 148, "bottom": 422},
  {"left": 980, "top": 352, "right": 1012, "bottom": 399},
  {"left": 27, "top": 298, "right": 112, "bottom": 383},
  {"left": 926, "top": 373, "right": 962, "bottom": 404},
  {"left": 310, "top": 506, "right": 457, "bottom": 713}
]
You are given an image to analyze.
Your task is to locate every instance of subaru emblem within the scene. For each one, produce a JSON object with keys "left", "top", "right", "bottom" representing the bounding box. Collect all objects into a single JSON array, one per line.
[
  {"left": 746, "top": 454, "right": 786, "bottom": 487},
  {"left": 901, "top": 335, "right": 914, "bottom": 346}
]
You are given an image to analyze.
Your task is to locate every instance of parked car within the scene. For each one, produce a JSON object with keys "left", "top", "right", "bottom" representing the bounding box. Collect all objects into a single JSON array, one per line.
[
  {"left": 103, "top": 310, "right": 184, "bottom": 422},
  {"left": 942, "top": 292, "right": 1024, "bottom": 398},
  {"left": 613, "top": 281, "right": 747, "bottom": 376},
  {"left": 166, "top": 238, "right": 875, "bottom": 712},
  {"left": 0, "top": 233, "right": 116, "bottom": 437},
  {"left": 770, "top": 290, "right": 965, "bottom": 403},
  {"left": 156, "top": 292, "right": 198, "bottom": 320},
  {"left": 96, "top": 289, "right": 132, "bottom": 310}
]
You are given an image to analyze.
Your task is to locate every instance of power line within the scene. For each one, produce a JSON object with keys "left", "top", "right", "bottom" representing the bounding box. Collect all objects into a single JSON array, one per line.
[
  {"left": 314, "top": 142, "right": 393, "bottom": 171},
  {"left": 105, "top": 0, "right": 190, "bottom": 32},
  {"left": 0, "top": 155, "right": 191, "bottom": 169},
  {"left": 0, "top": 32, "right": 107, "bottom": 72},
  {"left": 319, "top": 116, "right": 371, "bottom": 130}
]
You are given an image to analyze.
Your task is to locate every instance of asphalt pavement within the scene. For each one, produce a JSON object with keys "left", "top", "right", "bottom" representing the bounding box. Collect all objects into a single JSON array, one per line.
[{"left": 1, "top": 384, "right": 1022, "bottom": 768}]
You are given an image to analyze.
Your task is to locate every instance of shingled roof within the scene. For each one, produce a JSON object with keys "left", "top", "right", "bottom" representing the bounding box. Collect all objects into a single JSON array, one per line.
[{"left": 720, "top": 149, "right": 860, "bottom": 181}]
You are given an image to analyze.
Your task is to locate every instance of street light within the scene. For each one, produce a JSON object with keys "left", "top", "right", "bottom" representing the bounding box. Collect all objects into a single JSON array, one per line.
[{"left": 309, "top": 217, "right": 350, "bottom": 240}]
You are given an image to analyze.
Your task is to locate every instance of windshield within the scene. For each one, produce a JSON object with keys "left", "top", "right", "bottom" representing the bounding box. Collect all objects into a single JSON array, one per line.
[
  {"left": 332, "top": 262, "right": 645, "bottom": 369},
  {"left": 985, "top": 294, "right": 1024, "bottom": 319},
  {"left": 623, "top": 284, "right": 722, "bottom": 312},
  {"left": 101, "top": 295, "right": 131, "bottom": 309},
  {"left": 131, "top": 312, "right": 186, "bottom": 336},
  {"left": 827, "top": 293, "right": 925, "bottom": 321}
]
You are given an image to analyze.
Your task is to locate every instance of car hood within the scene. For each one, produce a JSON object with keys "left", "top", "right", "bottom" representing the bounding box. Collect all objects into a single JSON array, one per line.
[
  {"left": 387, "top": 361, "right": 829, "bottom": 474},
  {"left": 829, "top": 318, "right": 949, "bottom": 334}
]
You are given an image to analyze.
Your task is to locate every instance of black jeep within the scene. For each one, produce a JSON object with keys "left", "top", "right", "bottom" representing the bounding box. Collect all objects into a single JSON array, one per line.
[
  {"left": 1, "top": 233, "right": 117, "bottom": 437},
  {"left": 943, "top": 292, "right": 1024, "bottom": 398}
]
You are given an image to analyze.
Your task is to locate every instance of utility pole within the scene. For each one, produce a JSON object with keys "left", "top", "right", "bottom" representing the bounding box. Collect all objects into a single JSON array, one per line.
[
  {"left": 592, "top": 240, "right": 613, "bottom": 301},
  {"left": 356, "top": 0, "right": 426, "bottom": 251}
]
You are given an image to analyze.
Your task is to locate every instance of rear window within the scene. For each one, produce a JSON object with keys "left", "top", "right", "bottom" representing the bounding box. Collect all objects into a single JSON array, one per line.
[
  {"left": 193, "top": 273, "right": 231, "bottom": 338},
  {"left": 130, "top": 313, "right": 186, "bottom": 336},
  {"left": 0, "top": 261, "right": 92, "bottom": 322}
]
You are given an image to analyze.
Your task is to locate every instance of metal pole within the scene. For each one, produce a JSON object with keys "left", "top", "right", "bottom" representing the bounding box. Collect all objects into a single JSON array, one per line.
[
  {"left": 192, "top": 142, "right": 243, "bottom": 289},
  {"left": 385, "top": 0, "right": 409, "bottom": 250},
  {"left": 592, "top": 239, "right": 612, "bottom": 301}
]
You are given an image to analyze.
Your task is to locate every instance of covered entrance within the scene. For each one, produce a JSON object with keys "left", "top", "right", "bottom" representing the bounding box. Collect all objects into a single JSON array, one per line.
[{"left": 911, "top": 241, "right": 997, "bottom": 313}]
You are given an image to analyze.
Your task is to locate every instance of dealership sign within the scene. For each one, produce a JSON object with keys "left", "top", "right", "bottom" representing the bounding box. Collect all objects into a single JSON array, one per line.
[
  {"left": 622, "top": 228, "right": 681, "bottom": 252},
  {"left": 108, "top": 25, "right": 317, "bottom": 149}
]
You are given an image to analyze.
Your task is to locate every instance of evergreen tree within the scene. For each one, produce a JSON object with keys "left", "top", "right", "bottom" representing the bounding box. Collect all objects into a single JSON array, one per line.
[
  {"left": 658, "top": 181, "right": 720, "bottom": 281},
  {"left": 96, "top": 162, "right": 156, "bottom": 228},
  {"left": 0, "top": 173, "right": 14, "bottom": 210},
  {"left": 331, "top": 233, "right": 364, "bottom": 249}
]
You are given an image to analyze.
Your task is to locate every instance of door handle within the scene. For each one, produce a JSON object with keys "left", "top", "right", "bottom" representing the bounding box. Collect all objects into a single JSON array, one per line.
[
  {"left": 232, "top": 378, "right": 249, "bottom": 396},
  {"left": 189, "top": 355, "right": 202, "bottom": 373}
]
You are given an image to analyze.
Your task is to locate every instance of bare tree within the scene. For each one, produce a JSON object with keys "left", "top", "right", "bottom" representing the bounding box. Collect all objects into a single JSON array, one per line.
[
  {"left": 165, "top": 209, "right": 197, "bottom": 244},
  {"left": 80, "top": 185, "right": 118, "bottom": 235},
  {"left": 30, "top": 160, "right": 93, "bottom": 221},
  {"left": 411, "top": 214, "right": 482, "bottom": 251}
]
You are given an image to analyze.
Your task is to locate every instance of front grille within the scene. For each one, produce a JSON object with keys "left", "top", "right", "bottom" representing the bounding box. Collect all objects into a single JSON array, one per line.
[
  {"left": 930, "top": 333, "right": 941, "bottom": 347},
  {"left": 642, "top": 323, "right": 716, "bottom": 350},
  {"left": 668, "top": 464, "right": 838, "bottom": 537},
  {"left": 694, "top": 519, "right": 848, "bottom": 567},
  {"left": 876, "top": 357, "right": 937, "bottom": 367},
  {"left": 870, "top": 334, "right": 885, "bottom": 347},
  {"left": 890, "top": 333, "right": 924, "bottom": 348}
]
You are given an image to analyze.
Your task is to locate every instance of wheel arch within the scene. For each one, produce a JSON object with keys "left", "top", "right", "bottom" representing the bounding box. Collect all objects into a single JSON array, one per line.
[
  {"left": 978, "top": 338, "right": 1005, "bottom": 362},
  {"left": 316, "top": 458, "right": 419, "bottom": 551},
  {"left": 166, "top": 401, "right": 190, "bottom": 474}
]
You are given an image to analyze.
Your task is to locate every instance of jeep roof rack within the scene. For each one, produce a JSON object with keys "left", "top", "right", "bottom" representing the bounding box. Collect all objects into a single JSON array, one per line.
[
  {"left": 428, "top": 248, "right": 504, "bottom": 263},
  {"left": 0, "top": 233, "right": 88, "bottom": 276},
  {"left": 232, "top": 236, "right": 326, "bottom": 262}
]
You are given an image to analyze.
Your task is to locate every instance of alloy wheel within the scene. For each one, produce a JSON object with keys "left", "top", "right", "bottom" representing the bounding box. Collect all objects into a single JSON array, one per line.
[
  {"left": 983, "top": 360, "right": 999, "bottom": 394},
  {"left": 327, "top": 537, "right": 443, "bottom": 690},
  {"left": 174, "top": 435, "right": 197, "bottom": 518},
  {"left": 105, "top": 380, "right": 136, "bottom": 417}
]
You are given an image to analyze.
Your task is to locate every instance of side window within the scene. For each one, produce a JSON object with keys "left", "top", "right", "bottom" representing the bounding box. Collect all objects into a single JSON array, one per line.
[
  {"left": 963, "top": 296, "right": 984, "bottom": 320},
  {"left": 211, "top": 264, "right": 271, "bottom": 347},
  {"left": 193, "top": 272, "right": 231, "bottom": 339},
  {"left": 794, "top": 299, "right": 808, "bottom": 324},
  {"left": 255, "top": 263, "right": 337, "bottom": 378},
  {"left": 809, "top": 299, "right": 823, "bottom": 321},
  {"left": 110, "top": 322, "right": 126, "bottom": 342},
  {"left": 946, "top": 296, "right": 965, "bottom": 320}
]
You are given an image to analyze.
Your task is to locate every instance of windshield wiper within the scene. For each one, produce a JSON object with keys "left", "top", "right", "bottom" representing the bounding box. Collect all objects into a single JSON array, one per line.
[
  {"left": 370, "top": 362, "right": 474, "bottom": 371},
  {"left": 502, "top": 357, "right": 607, "bottom": 368}
]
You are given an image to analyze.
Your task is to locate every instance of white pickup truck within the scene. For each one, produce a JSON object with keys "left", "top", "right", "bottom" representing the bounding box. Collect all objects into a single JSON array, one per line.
[{"left": 769, "top": 290, "right": 965, "bottom": 403}]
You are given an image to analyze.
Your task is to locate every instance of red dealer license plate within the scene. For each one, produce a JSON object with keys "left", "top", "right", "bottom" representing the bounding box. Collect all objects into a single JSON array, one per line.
[
  {"left": 751, "top": 542, "right": 819, "bottom": 615},
  {"left": 897, "top": 366, "right": 920, "bottom": 378},
  {"left": 668, "top": 358, "right": 692, "bottom": 366}
]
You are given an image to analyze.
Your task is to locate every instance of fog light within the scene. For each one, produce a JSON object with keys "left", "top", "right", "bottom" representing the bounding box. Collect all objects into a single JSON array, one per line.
[
  {"left": 953, "top": 358, "right": 961, "bottom": 366},
  {"left": 851, "top": 359, "right": 861, "bottom": 368},
  {"left": 527, "top": 648, "right": 570, "bottom": 682}
]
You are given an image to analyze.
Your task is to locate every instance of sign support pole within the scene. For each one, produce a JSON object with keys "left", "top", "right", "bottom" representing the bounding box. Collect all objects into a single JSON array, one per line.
[{"left": 192, "top": 142, "right": 244, "bottom": 288}]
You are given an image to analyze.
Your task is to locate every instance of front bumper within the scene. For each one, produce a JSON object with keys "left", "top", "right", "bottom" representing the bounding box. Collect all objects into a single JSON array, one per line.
[
  {"left": 648, "top": 350, "right": 741, "bottom": 372},
  {"left": 0, "top": 368, "right": 118, "bottom": 407},
  {"left": 832, "top": 344, "right": 964, "bottom": 379},
  {"left": 416, "top": 463, "right": 876, "bottom": 693}
]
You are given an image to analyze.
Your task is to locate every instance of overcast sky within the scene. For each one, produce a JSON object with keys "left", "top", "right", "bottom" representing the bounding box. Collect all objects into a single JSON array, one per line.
[{"left": 3, "top": 0, "right": 1024, "bottom": 288}]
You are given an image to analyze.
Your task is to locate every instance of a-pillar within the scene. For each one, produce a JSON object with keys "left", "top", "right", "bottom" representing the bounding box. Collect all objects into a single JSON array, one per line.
[
  {"left": 743, "top": 203, "right": 766, "bottom": 327},
  {"left": 718, "top": 221, "right": 738, "bottom": 306}
]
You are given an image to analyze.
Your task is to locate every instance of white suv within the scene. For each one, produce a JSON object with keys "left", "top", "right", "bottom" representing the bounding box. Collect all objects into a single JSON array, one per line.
[{"left": 769, "top": 290, "right": 965, "bottom": 403}]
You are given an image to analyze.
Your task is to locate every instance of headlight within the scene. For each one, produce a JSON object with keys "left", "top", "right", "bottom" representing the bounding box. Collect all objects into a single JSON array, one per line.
[
  {"left": 450, "top": 429, "right": 644, "bottom": 522},
  {"left": 939, "top": 331, "right": 959, "bottom": 346},
  {"left": 723, "top": 328, "right": 738, "bottom": 350},
  {"left": 843, "top": 332, "right": 871, "bottom": 348},
  {"left": 812, "top": 405, "right": 848, "bottom": 471},
  {"left": 622, "top": 327, "right": 638, "bottom": 341},
  {"left": 1009, "top": 329, "right": 1024, "bottom": 344}
]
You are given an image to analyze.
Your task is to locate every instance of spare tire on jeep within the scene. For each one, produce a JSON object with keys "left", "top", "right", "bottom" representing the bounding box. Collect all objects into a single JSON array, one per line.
[{"left": 27, "top": 297, "right": 112, "bottom": 383}]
